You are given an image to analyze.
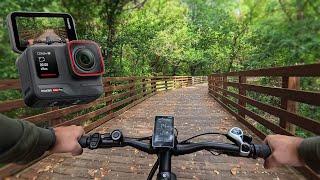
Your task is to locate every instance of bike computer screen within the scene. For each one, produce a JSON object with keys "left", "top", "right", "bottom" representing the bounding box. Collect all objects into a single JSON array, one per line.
[{"left": 152, "top": 116, "right": 174, "bottom": 148}]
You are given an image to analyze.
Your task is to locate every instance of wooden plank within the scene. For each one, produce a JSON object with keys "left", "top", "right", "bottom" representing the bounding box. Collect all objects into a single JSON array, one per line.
[
  {"left": 210, "top": 89, "right": 292, "bottom": 136},
  {"left": 225, "top": 82, "right": 320, "bottom": 106},
  {"left": 58, "top": 91, "right": 137, "bottom": 126},
  {"left": 213, "top": 85, "right": 320, "bottom": 135},
  {"left": 104, "top": 79, "right": 158, "bottom": 93},
  {"left": 280, "top": 76, "right": 289, "bottom": 128},
  {"left": 210, "top": 63, "right": 320, "bottom": 77},
  {"left": 238, "top": 76, "right": 246, "bottom": 118},
  {"left": 84, "top": 91, "right": 155, "bottom": 132},
  {"left": 0, "top": 152, "right": 50, "bottom": 178},
  {"left": 103, "top": 76, "right": 144, "bottom": 82},
  {"left": 0, "top": 79, "right": 20, "bottom": 90},
  {"left": 0, "top": 99, "right": 25, "bottom": 113},
  {"left": 104, "top": 83, "right": 135, "bottom": 92},
  {"left": 209, "top": 90, "right": 320, "bottom": 180},
  {"left": 280, "top": 77, "right": 299, "bottom": 133},
  {"left": 103, "top": 76, "right": 175, "bottom": 83},
  {"left": 0, "top": 77, "right": 159, "bottom": 113},
  {"left": 208, "top": 91, "right": 267, "bottom": 139},
  {"left": 23, "top": 98, "right": 105, "bottom": 124}
]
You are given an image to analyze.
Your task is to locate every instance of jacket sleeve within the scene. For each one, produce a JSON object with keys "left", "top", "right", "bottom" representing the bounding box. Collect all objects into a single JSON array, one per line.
[
  {"left": 0, "top": 114, "right": 55, "bottom": 164},
  {"left": 298, "top": 136, "right": 320, "bottom": 174}
]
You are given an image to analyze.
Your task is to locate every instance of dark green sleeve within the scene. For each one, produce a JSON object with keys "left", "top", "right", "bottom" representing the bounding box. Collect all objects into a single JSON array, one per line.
[
  {"left": 298, "top": 136, "right": 320, "bottom": 174},
  {"left": 0, "top": 114, "right": 55, "bottom": 164}
]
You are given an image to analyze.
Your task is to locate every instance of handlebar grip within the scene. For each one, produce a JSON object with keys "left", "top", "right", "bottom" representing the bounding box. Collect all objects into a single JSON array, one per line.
[
  {"left": 78, "top": 135, "right": 89, "bottom": 148},
  {"left": 254, "top": 144, "right": 271, "bottom": 159}
]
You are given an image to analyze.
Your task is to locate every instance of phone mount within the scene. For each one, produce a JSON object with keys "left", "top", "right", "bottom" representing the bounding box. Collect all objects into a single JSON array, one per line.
[{"left": 227, "top": 127, "right": 253, "bottom": 156}]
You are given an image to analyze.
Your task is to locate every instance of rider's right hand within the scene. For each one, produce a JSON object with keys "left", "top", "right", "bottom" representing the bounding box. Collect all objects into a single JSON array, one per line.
[{"left": 263, "top": 135, "right": 305, "bottom": 169}]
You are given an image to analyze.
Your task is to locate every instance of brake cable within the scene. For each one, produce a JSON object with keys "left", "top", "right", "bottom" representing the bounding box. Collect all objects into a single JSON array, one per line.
[
  {"left": 180, "top": 132, "right": 227, "bottom": 144},
  {"left": 147, "top": 157, "right": 160, "bottom": 180},
  {"left": 129, "top": 136, "right": 152, "bottom": 141}
]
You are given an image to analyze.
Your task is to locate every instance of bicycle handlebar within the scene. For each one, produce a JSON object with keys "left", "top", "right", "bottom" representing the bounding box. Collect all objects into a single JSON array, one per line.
[{"left": 78, "top": 133, "right": 271, "bottom": 159}]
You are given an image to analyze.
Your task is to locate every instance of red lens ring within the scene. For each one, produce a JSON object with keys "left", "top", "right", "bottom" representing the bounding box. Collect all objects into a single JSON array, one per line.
[{"left": 67, "top": 40, "right": 105, "bottom": 77}]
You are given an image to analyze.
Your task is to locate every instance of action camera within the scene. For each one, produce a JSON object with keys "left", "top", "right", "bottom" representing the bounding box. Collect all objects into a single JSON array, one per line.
[{"left": 7, "top": 12, "right": 105, "bottom": 107}]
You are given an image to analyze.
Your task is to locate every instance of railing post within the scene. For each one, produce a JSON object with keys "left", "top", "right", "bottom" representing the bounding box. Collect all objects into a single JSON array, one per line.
[
  {"left": 165, "top": 78, "right": 168, "bottom": 91},
  {"left": 142, "top": 78, "right": 147, "bottom": 97},
  {"left": 212, "top": 76, "right": 215, "bottom": 93},
  {"left": 48, "top": 107, "right": 60, "bottom": 126},
  {"left": 105, "top": 79, "right": 113, "bottom": 115},
  {"left": 222, "top": 76, "right": 227, "bottom": 103},
  {"left": 187, "top": 76, "right": 190, "bottom": 86},
  {"left": 129, "top": 78, "right": 135, "bottom": 102},
  {"left": 173, "top": 76, "right": 176, "bottom": 89},
  {"left": 151, "top": 77, "right": 157, "bottom": 93},
  {"left": 280, "top": 76, "right": 299, "bottom": 134},
  {"left": 209, "top": 76, "right": 213, "bottom": 94},
  {"left": 238, "top": 76, "right": 247, "bottom": 119}
]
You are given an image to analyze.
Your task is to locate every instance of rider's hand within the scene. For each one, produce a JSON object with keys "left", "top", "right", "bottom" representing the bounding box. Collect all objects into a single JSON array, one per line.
[
  {"left": 50, "top": 125, "right": 85, "bottom": 156},
  {"left": 263, "top": 134, "right": 305, "bottom": 169}
]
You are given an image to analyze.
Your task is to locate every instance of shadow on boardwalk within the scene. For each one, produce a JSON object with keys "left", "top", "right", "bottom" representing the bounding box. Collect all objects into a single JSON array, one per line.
[{"left": 12, "top": 84, "right": 304, "bottom": 180}]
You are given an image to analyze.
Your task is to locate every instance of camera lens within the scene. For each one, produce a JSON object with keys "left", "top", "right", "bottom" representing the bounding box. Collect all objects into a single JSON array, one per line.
[{"left": 74, "top": 48, "right": 95, "bottom": 71}]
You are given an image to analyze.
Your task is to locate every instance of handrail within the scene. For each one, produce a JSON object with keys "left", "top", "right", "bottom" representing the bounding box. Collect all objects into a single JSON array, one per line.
[
  {"left": 208, "top": 63, "right": 320, "bottom": 179},
  {"left": 210, "top": 63, "right": 320, "bottom": 77},
  {"left": 0, "top": 75, "right": 207, "bottom": 177}
]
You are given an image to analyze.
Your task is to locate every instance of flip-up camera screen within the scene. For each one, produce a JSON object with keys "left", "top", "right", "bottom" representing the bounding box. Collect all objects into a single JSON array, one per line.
[
  {"left": 16, "top": 17, "right": 68, "bottom": 48},
  {"left": 8, "top": 12, "right": 77, "bottom": 53}
]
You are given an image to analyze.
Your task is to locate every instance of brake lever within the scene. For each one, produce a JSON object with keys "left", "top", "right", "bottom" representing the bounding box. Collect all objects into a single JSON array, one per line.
[
  {"left": 226, "top": 127, "right": 252, "bottom": 157},
  {"left": 242, "top": 135, "right": 253, "bottom": 144}
]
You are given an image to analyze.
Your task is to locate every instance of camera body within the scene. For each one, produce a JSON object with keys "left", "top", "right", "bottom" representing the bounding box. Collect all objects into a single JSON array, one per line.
[{"left": 16, "top": 40, "right": 105, "bottom": 107}]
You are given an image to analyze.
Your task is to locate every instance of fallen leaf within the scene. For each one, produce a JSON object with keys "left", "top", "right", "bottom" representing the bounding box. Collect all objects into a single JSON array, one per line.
[
  {"left": 134, "top": 149, "right": 139, "bottom": 154},
  {"left": 193, "top": 176, "right": 200, "bottom": 180},
  {"left": 230, "top": 167, "right": 238, "bottom": 175},
  {"left": 88, "top": 169, "right": 96, "bottom": 177},
  {"left": 37, "top": 166, "right": 51, "bottom": 173}
]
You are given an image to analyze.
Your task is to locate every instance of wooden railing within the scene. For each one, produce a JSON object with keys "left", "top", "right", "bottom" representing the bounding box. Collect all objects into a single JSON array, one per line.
[
  {"left": 0, "top": 75, "right": 207, "bottom": 177},
  {"left": 208, "top": 64, "right": 320, "bottom": 179}
]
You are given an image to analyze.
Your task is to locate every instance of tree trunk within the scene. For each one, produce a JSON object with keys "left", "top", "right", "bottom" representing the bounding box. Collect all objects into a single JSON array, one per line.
[
  {"left": 190, "top": 66, "right": 196, "bottom": 76},
  {"left": 106, "top": 18, "right": 116, "bottom": 71},
  {"left": 172, "top": 65, "right": 178, "bottom": 76}
]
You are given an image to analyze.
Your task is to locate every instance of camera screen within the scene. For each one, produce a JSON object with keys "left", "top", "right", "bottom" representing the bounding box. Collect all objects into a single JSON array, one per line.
[
  {"left": 8, "top": 12, "right": 77, "bottom": 53},
  {"left": 16, "top": 17, "right": 68, "bottom": 48}
]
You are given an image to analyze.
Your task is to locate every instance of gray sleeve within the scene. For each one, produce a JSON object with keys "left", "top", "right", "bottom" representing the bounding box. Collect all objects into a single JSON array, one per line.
[
  {"left": 298, "top": 136, "right": 320, "bottom": 174},
  {"left": 0, "top": 114, "right": 55, "bottom": 164}
]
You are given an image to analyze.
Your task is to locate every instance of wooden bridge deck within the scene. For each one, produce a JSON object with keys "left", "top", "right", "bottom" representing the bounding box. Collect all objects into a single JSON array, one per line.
[{"left": 12, "top": 84, "right": 304, "bottom": 180}]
